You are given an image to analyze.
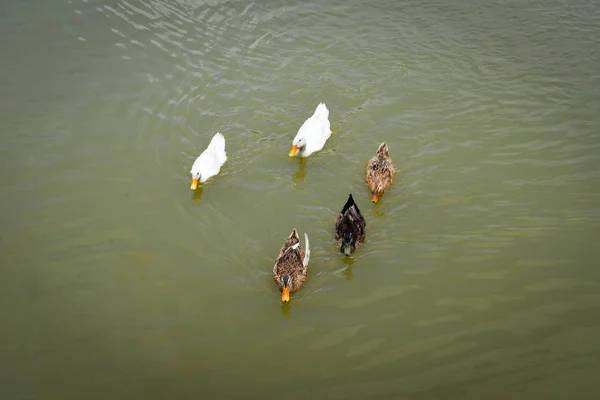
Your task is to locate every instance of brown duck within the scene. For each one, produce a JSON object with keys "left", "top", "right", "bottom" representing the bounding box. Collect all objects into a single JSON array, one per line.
[
  {"left": 335, "top": 194, "right": 366, "bottom": 256},
  {"left": 272, "top": 229, "right": 310, "bottom": 302},
  {"left": 366, "top": 142, "right": 395, "bottom": 202}
]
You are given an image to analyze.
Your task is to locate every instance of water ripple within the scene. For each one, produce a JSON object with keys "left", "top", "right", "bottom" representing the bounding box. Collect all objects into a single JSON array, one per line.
[{"left": 3, "top": 0, "right": 598, "bottom": 397}]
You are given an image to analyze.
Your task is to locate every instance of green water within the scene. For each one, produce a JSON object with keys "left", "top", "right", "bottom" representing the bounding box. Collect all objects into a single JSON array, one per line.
[{"left": 1, "top": 0, "right": 600, "bottom": 398}]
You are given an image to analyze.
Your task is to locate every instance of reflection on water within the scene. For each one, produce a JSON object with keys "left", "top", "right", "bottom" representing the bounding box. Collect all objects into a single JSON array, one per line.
[
  {"left": 280, "top": 301, "right": 291, "bottom": 318},
  {"left": 292, "top": 157, "right": 307, "bottom": 188},
  {"left": 343, "top": 255, "right": 354, "bottom": 280},
  {"left": 191, "top": 185, "right": 204, "bottom": 202},
  {"left": 371, "top": 202, "right": 386, "bottom": 219}
]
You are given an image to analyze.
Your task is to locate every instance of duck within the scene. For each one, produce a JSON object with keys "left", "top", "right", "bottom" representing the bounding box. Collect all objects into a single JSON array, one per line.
[
  {"left": 335, "top": 194, "right": 366, "bottom": 256},
  {"left": 366, "top": 142, "right": 395, "bottom": 202},
  {"left": 273, "top": 229, "right": 310, "bottom": 302},
  {"left": 288, "top": 103, "right": 332, "bottom": 157},
  {"left": 190, "top": 132, "right": 227, "bottom": 190}
]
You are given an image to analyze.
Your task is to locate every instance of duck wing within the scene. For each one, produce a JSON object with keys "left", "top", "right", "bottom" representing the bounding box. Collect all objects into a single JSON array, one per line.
[
  {"left": 277, "top": 228, "right": 300, "bottom": 258},
  {"left": 335, "top": 194, "right": 366, "bottom": 243}
]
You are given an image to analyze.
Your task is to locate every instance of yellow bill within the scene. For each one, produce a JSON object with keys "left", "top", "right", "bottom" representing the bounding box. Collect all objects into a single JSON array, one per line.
[
  {"left": 281, "top": 286, "right": 290, "bottom": 302},
  {"left": 288, "top": 145, "right": 299, "bottom": 157},
  {"left": 190, "top": 178, "right": 199, "bottom": 190}
]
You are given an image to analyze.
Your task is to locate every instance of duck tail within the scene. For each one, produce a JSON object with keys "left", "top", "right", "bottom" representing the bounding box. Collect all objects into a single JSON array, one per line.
[
  {"left": 289, "top": 228, "right": 300, "bottom": 242},
  {"left": 209, "top": 132, "right": 227, "bottom": 163},
  {"left": 341, "top": 193, "right": 359, "bottom": 215},
  {"left": 376, "top": 142, "right": 389, "bottom": 157},
  {"left": 303, "top": 232, "right": 310, "bottom": 267},
  {"left": 313, "top": 102, "right": 329, "bottom": 121}
]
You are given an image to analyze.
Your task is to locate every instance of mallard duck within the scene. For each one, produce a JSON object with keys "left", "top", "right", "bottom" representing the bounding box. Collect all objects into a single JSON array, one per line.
[
  {"left": 335, "top": 194, "right": 366, "bottom": 256},
  {"left": 366, "top": 142, "right": 395, "bottom": 202},
  {"left": 273, "top": 229, "right": 310, "bottom": 302},
  {"left": 288, "top": 103, "right": 332, "bottom": 157},
  {"left": 190, "top": 132, "right": 227, "bottom": 190}
]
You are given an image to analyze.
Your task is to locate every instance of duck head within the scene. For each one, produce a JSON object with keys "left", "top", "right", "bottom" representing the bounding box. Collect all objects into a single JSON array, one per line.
[
  {"left": 342, "top": 231, "right": 355, "bottom": 256},
  {"left": 371, "top": 181, "right": 385, "bottom": 202},
  {"left": 190, "top": 171, "right": 201, "bottom": 190},
  {"left": 289, "top": 137, "right": 307, "bottom": 157},
  {"left": 281, "top": 274, "right": 292, "bottom": 302}
]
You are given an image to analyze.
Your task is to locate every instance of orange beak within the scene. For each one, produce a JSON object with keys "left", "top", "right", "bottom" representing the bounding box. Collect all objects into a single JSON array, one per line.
[
  {"left": 371, "top": 193, "right": 379, "bottom": 203},
  {"left": 190, "top": 178, "right": 199, "bottom": 190},
  {"left": 281, "top": 286, "right": 290, "bottom": 302},
  {"left": 288, "top": 145, "right": 299, "bottom": 157}
]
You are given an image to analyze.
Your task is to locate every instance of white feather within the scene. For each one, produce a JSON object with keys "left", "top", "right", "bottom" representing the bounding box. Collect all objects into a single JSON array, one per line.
[
  {"left": 291, "top": 103, "right": 332, "bottom": 157},
  {"left": 190, "top": 132, "right": 227, "bottom": 183},
  {"left": 303, "top": 232, "right": 310, "bottom": 267}
]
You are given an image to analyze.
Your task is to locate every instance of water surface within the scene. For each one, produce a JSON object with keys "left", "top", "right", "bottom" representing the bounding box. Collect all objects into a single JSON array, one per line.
[{"left": 1, "top": 0, "right": 600, "bottom": 398}]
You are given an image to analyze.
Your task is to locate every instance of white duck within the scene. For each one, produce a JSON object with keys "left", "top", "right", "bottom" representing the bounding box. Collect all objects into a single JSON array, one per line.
[
  {"left": 288, "top": 102, "right": 332, "bottom": 157},
  {"left": 190, "top": 132, "right": 227, "bottom": 190}
]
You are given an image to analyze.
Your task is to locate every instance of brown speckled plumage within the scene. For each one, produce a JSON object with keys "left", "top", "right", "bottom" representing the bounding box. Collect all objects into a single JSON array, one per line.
[
  {"left": 366, "top": 142, "right": 395, "bottom": 202},
  {"left": 273, "top": 229, "right": 310, "bottom": 297}
]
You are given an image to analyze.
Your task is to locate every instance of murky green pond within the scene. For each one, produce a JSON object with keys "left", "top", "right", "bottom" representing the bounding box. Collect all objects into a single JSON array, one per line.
[{"left": 2, "top": 0, "right": 600, "bottom": 398}]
